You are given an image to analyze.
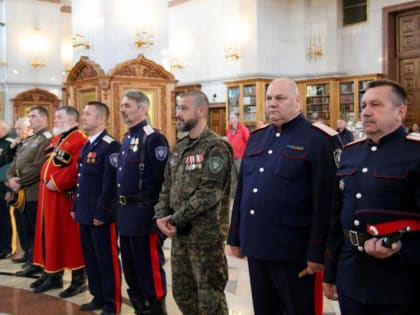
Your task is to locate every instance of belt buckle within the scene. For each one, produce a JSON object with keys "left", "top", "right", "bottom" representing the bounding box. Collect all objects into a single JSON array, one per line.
[
  {"left": 349, "top": 230, "right": 360, "bottom": 246},
  {"left": 119, "top": 195, "right": 127, "bottom": 205}
]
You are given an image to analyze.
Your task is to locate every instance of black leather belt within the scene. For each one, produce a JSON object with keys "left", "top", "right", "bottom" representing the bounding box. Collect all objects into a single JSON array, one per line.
[
  {"left": 118, "top": 194, "right": 157, "bottom": 205},
  {"left": 343, "top": 229, "right": 371, "bottom": 247},
  {"left": 119, "top": 195, "right": 142, "bottom": 205}
]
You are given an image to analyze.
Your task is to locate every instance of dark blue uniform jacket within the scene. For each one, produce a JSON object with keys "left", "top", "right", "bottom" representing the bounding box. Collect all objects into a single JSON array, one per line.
[
  {"left": 228, "top": 113, "right": 341, "bottom": 263},
  {"left": 324, "top": 126, "right": 420, "bottom": 304},
  {"left": 73, "top": 130, "right": 121, "bottom": 225},
  {"left": 116, "top": 121, "right": 169, "bottom": 236}
]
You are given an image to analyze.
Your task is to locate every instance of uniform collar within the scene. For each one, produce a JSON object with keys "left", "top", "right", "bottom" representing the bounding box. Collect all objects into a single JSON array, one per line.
[
  {"left": 269, "top": 112, "right": 304, "bottom": 132},
  {"left": 185, "top": 126, "right": 210, "bottom": 147},
  {"left": 128, "top": 120, "right": 147, "bottom": 134},
  {"left": 367, "top": 126, "right": 406, "bottom": 146},
  {"left": 35, "top": 127, "right": 49, "bottom": 135},
  {"left": 88, "top": 130, "right": 105, "bottom": 143}
]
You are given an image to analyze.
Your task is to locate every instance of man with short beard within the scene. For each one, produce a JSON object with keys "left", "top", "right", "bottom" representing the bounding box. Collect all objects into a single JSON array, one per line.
[
  {"left": 31, "top": 106, "right": 87, "bottom": 298},
  {"left": 155, "top": 91, "right": 233, "bottom": 314}
]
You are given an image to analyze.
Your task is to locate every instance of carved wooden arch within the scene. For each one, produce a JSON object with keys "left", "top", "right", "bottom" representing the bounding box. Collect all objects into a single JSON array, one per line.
[
  {"left": 67, "top": 56, "right": 105, "bottom": 83},
  {"left": 108, "top": 54, "right": 175, "bottom": 80},
  {"left": 11, "top": 88, "right": 60, "bottom": 128},
  {"left": 107, "top": 54, "right": 177, "bottom": 144}
]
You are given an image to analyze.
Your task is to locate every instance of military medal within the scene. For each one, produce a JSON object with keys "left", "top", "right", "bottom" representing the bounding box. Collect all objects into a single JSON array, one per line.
[
  {"left": 91, "top": 152, "right": 96, "bottom": 163},
  {"left": 339, "top": 179, "right": 345, "bottom": 191},
  {"left": 87, "top": 152, "right": 92, "bottom": 163},
  {"left": 133, "top": 138, "right": 139, "bottom": 152}
]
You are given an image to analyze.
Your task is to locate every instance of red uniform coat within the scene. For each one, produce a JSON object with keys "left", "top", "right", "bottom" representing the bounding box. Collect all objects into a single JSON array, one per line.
[{"left": 33, "top": 127, "right": 87, "bottom": 272}]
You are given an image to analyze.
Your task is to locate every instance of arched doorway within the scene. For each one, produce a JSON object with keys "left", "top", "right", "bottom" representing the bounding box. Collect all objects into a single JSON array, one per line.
[{"left": 11, "top": 88, "right": 60, "bottom": 128}]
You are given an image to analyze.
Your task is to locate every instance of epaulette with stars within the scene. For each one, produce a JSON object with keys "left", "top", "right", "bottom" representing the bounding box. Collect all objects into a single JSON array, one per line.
[
  {"left": 312, "top": 121, "right": 338, "bottom": 136},
  {"left": 43, "top": 130, "right": 53, "bottom": 139},
  {"left": 102, "top": 135, "right": 115, "bottom": 143},
  {"left": 343, "top": 137, "right": 367, "bottom": 148},
  {"left": 143, "top": 124, "right": 155, "bottom": 136},
  {"left": 406, "top": 132, "right": 420, "bottom": 142}
]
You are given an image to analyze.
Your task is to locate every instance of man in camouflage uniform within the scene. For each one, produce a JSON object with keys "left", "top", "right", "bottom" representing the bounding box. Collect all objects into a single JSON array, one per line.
[
  {"left": 155, "top": 90, "right": 233, "bottom": 315},
  {"left": 8, "top": 107, "right": 52, "bottom": 272}
]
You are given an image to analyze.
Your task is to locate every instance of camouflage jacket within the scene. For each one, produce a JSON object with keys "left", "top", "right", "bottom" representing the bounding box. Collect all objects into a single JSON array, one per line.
[{"left": 154, "top": 127, "right": 233, "bottom": 244}]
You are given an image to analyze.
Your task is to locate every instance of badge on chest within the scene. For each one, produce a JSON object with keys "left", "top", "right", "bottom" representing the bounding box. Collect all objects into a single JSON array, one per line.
[
  {"left": 130, "top": 137, "right": 139, "bottom": 152},
  {"left": 86, "top": 152, "right": 97, "bottom": 164},
  {"left": 185, "top": 154, "right": 204, "bottom": 171}
]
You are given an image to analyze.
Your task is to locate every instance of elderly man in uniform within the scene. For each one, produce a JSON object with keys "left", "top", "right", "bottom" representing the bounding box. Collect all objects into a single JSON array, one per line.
[
  {"left": 227, "top": 78, "right": 342, "bottom": 315},
  {"left": 0, "top": 120, "right": 15, "bottom": 259},
  {"left": 323, "top": 79, "right": 420, "bottom": 314},
  {"left": 7, "top": 117, "right": 33, "bottom": 265},
  {"left": 117, "top": 90, "right": 169, "bottom": 315},
  {"left": 7, "top": 108, "right": 51, "bottom": 272},
  {"left": 31, "top": 105, "right": 87, "bottom": 297},
  {"left": 72, "top": 102, "right": 121, "bottom": 315},
  {"left": 155, "top": 91, "right": 233, "bottom": 315}
]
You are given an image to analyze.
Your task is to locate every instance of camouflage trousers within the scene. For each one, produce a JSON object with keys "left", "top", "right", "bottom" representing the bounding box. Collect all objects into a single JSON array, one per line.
[{"left": 171, "top": 239, "right": 229, "bottom": 315}]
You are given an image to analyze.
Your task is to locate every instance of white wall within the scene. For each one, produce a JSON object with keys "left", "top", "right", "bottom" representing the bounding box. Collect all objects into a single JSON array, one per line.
[
  {"left": 2, "top": 0, "right": 63, "bottom": 122},
  {"left": 72, "top": 0, "right": 168, "bottom": 74},
  {"left": 1, "top": 0, "right": 418, "bottom": 115}
]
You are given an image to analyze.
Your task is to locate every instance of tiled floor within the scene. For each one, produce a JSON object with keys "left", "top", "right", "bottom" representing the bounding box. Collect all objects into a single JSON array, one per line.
[{"left": 0, "top": 239, "right": 340, "bottom": 314}]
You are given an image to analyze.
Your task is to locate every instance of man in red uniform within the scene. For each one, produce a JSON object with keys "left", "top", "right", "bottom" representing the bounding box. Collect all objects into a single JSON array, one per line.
[{"left": 31, "top": 105, "right": 87, "bottom": 298}]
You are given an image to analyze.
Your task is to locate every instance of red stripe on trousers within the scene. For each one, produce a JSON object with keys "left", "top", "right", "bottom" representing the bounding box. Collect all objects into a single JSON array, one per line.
[
  {"left": 314, "top": 271, "right": 323, "bottom": 315},
  {"left": 109, "top": 223, "right": 122, "bottom": 313},
  {"left": 149, "top": 233, "right": 165, "bottom": 299}
]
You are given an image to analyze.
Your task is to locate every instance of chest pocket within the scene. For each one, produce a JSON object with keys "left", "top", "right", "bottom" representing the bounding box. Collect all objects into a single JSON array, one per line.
[
  {"left": 274, "top": 149, "right": 308, "bottom": 179},
  {"left": 373, "top": 166, "right": 409, "bottom": 193},
  {"left": 82, "top": 154, "right": 103, "bottom": 175},
  {"left": 242, "top": 149, "right": 264, "bottom": 175},
  {"left": 124, "top": 145, "right": 141, "bottom": 163},
  {"left": 336, "top": 166, "right": 358, "bottom": 177}
]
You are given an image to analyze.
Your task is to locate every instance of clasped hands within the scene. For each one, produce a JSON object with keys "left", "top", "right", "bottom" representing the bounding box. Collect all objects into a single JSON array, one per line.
[{"left": 156, "top": 215, "right": 177, "bottom": 238}]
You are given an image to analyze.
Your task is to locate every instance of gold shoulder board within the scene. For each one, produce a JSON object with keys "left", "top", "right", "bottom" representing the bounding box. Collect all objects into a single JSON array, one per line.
[
  {"left": 406, "top": 132, "right": 420, "bottom": 142},
  {"left": 312, "top": 122, "right": 338, "bottom": 136}
]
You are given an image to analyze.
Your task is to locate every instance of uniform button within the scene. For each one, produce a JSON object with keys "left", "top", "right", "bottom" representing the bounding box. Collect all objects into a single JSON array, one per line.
[
  {"left": 117, "top": 184, "right": 120, "bottom": 187},
  {"left": 357, "top": 246, "right": 364, "bottom": 252},
  {"left": 354, "top": 219, "right": 360, "bottom": 226},
  {"left": 250, "top": 209, "right": 255, "bottom": 215},
  {"left": 119, "top": 167, "right": 122, "bottom": 171},
  {"left": 252, "top": 188, "right": 258, "bottom": 193},
  {"left": 259, "top": 167, "right": 264, "bottom": 173},
  {"left": 268, "top": 150, "right": 273, "bottom": 154},
  {"left": 122, "top": 151, "right": 125, "bottom": 155},
  {"left": 275, "top": 132, "right": 281, "bottom": 137},
  {"left": 76, "top": 194, "right": 79, "bottom": 197},
  {"left": 362, "top": 167, "right": 368, "bottom": 173},
  {"left": 76, "top": 184, "right": 79, "bottom": 187},
  {"left": 78, "top": 173, "right": 81, "bottom": 177},
  {"left": 79, "top": 163, "right": 83, "bottom": 167},
  {"left": 371, "top": 146, "right": 377, "bottom": 152},
  {"left": 128, "top": 135, "right": 131, "bottom": 139},
  {"left": 355, "top": 193, "right": 362, "bottom": 199}
]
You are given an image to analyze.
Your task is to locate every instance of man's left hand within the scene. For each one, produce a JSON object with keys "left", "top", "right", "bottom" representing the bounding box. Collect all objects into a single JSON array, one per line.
[
  {"left": 364, "top": 238, "right": 401, "bottom": 259},
  {"left": 46, "top": 180, "right": 57, "bottom": 191},
  {"left": 307, "top": 261, "right": 324, "bottom": 275},
  {"left": 156, "top": 215, "right": 177, "bottom": 238}
]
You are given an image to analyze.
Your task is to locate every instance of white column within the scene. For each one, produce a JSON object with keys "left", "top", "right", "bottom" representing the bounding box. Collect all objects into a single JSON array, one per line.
[{"left": 71, "top": 0, "right": 169, "bottom": 73}]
